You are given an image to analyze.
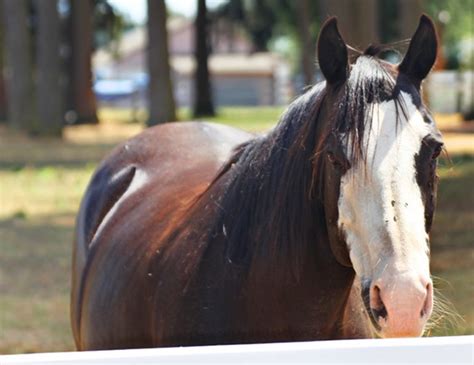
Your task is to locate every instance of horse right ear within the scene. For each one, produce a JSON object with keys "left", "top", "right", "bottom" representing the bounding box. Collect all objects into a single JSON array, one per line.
[
  {"left": 398, "top": 14, "right": 438, "bottom": 86},
  {"left": 317, "top": 17, "right": 348, "bottom": 85}
]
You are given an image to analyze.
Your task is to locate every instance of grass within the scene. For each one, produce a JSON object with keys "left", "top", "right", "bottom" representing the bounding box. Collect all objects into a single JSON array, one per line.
[
  {"left": 0, "top": 107, "right": 473, "bottom": 354},
  {"left": 99, "top": 106, "right": 285, "bottom": 132},
  {"left": 0, "top": 167, "right": 90, "bottom": 353},
  {"left": 427, "top": 155, "right": 474, "bottom": 336}
]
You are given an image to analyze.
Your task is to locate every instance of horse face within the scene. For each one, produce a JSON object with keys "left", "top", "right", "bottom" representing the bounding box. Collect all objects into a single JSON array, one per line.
[
  {"left": 336, "top": 90, "right": 442, "bottom": 338},
  {"left": 318, "top": 15, "right": 440, "bottom": 337}
]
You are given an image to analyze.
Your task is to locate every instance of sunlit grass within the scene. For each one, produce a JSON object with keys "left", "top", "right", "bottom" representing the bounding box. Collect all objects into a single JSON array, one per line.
[
  {"left": 99, "top": 106, "right": 284, "bottom": 131},
  {"left": 0, "top": 166, "right": 95, "bottom": 220}
]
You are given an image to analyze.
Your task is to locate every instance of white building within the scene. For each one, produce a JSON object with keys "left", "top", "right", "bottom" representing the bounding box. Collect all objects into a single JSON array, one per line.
[{"left": 93, "top": 18, "right": 293, "bottom": 108}]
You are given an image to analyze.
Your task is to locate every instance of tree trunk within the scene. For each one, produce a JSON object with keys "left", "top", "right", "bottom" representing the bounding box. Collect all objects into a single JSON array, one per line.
[
  {"left": 193, "top": 0, "right": 215, "bottom": 117},
  {"left": 147, "top": 0, "right": 176, "bottom": 126},
  {"left": 0, "top": 3, "right": 7, "bottom": 122},
  {"left": 36, "top": 0, "right": 63, "bottom": 136},
  {"left": 0, "top": 59, "right": 5, "bottom": 122},
  {"left": 397, "top": 0, "right": 423, "bottom": 39},
  {"left": 297, "top": 0, "right": 314, "bottom": 86},
  {"left": 1, "top": 0, "right": 38, "bottom": 133},
  {"left": 70, "top": 0, "right": 98, "bottom": 124},
  {"left": 320, "top": 0, "right": 379, "bottom": 50}
]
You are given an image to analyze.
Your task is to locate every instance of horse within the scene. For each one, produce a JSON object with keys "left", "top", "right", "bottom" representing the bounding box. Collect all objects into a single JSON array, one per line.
[{"left": 71, "top": 15, "right": 443, "bottom": 350}]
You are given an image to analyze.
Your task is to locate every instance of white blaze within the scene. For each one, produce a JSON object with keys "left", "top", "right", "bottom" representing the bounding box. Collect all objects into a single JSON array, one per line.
[{"left": 338, "top": 91, "right": 431, "bottom": 280}]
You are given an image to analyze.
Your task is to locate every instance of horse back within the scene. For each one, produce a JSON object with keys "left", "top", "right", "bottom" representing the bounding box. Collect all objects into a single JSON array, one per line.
[{"left": 71, "top": 122, "right": 252, "bottom": 349}]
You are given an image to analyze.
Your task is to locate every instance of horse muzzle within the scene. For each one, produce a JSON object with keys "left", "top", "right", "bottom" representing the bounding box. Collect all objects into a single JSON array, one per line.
[{"left": 363, "top": 272, "right": 433, "bottom": 338}]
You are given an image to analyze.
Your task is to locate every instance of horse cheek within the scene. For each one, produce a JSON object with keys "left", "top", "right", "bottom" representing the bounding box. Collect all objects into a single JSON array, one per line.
[{"left": 324, "top": 168, "right": 352, "bottom": 268}]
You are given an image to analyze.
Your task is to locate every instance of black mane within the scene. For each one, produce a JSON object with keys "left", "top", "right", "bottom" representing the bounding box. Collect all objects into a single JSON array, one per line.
[
  {"left": 179, "top": 54, "right": 413, "bottom": 280},
  {"left": 210, "top": 83, "right": 327, "bottom": 276}
]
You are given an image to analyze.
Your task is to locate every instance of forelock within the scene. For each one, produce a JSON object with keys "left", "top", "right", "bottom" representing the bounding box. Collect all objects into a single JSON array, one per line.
[{"left": 331, "top": 55, "right": 413, "bottom": 164}]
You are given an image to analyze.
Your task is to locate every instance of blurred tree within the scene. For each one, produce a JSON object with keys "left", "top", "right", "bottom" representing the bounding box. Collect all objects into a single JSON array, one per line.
[
  {"left": 397, "top": 0, "right": 423, "bottom": 40},
  {"left": 214, "top": 0, "right": 277, "bottom": 52},
  {"left": 377, "top": 0, "right": 399, "bottom": 46},
  {"left": 1, "top": 0, "right": 39, "bottom": 133},
  {"left": 147, "top": 0, "right": 176, "bottom": 126},
  {"left": 242, "top": 0, "right": 276, "bottom": 52},
  {"left": 320, "top": 0, "right": 379, "bottom": 49},
  {"left": 215, "top": 0, "right": 319, "bottom": 88},
  {"left": 296, "top": 0, "right": 314, "bottom": 85},
  {"left": 68, "top": 0, "right": 98, "bottom": 124},
  {"left": 194, "top": 0, "right": 215, "bottom": 117},
  {"left": 93, "top": 0, "right": 126, "bottom": 58},
  {"left": 425, "top": 0, "right": 473, "bottom": 70},
  {"left": 36, "top": 0, "right": 63, "bottom": 136},
  {"left": 425, "top": 0, "right": 474, "bottom": 121},
  {"left": 0, "top": 3, "right": 6, "bottom": 122},
  {"left": 212, "top": 0, "right": 245, "bottom": 52}
]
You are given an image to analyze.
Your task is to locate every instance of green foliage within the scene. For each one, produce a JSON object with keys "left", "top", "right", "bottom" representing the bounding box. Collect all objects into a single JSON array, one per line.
[
  {"left": 424, "top": 0, "right": 474, "bottom": 69},
  {"left": 93, "top": 0, "right": 129, "bottom": 59},
  {"left": 214, "top": 0, "right": 276, "bottom": 51},
  {"left": 214, "top": 0, "right": 473, "bottom": 71},
  {"left": 425, "top": 0, "right": 473, "bottom": 45},
  {"left": 213, "top": 0, "right": 320, "bottom": 74},
  {"left": 378, "top": 0, "right": 401, "bottom": 43}
]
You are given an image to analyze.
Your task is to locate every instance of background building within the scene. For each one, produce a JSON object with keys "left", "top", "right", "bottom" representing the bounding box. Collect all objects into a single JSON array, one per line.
[{"left": 93, "top": 19, "right": 292, "bottom": 108}]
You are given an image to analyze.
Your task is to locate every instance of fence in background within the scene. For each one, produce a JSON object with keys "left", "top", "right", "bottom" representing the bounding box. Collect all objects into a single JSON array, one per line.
[
  {"left": 1, "top": 335, "right": 473, "bottom": 365},
  {"left": 427, "top": 71, "right": 474, "bottom": 114}
]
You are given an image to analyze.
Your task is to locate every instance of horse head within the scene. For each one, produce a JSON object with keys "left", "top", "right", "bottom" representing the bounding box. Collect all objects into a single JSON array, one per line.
[{"left": 317, "top": 15, "right": 442, "bottom": 338}]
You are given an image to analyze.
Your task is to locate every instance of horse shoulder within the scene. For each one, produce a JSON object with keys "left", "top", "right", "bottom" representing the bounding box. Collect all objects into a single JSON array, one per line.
[{"left": 72, "top": 122, "right": 253, "bottom": 349}]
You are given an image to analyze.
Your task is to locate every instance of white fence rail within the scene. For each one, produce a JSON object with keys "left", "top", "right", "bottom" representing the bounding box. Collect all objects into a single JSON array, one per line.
[{"left": 1, "top": 336, "right": 472, "bottom": 365}]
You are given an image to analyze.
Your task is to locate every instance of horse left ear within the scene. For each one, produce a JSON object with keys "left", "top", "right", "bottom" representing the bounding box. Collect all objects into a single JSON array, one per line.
[{"left": 398, "top": 14, "right": 438, "bottom": 85}]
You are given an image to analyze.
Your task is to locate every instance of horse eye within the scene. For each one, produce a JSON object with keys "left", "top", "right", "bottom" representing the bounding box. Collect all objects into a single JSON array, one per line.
[
  {"left": 327, "top": 151, "right": 337, "bottom": 164},
  {"left": 327, "top": 150, "right": 351, "bottom": 170}
]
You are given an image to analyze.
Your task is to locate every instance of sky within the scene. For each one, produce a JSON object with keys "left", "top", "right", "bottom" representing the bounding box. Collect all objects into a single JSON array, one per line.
[{"left": 108, "top": 0, "right": 227, "bottom": 24}]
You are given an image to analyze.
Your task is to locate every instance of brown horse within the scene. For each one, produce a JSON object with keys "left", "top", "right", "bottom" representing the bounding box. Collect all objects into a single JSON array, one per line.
[{"left": 71, "top": 16, "right": 442, "bottom": 350}]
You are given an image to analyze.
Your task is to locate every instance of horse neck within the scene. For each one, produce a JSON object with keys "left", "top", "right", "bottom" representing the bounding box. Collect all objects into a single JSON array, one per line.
[
  {"left": 216, "top": 107, "right": 353, "bottom": 287},
  {"left": 206, "top": 116, "right": 357, "bottom": 336}
]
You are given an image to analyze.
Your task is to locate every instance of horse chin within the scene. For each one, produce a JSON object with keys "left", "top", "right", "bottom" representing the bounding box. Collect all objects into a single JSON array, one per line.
[
  {"left": 378, "top": 326, "right": 426, "bottom": 339},
  {"left": 364, "top": 305, "right": 427, "bottom": 339},
  {"left": 375, "top": 318, "right": 426, "bottom": 338}
]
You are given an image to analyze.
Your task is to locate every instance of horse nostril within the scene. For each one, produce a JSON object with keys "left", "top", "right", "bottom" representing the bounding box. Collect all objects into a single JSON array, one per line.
[
  {"left": 420, "top": 282, "right": 432, "bottom": 318},
  {"left": 371, "top": 285, "right": 388, "bottom": 321},
  {"left": 372, "top": 305, "right": 388, "bottom": 321}
]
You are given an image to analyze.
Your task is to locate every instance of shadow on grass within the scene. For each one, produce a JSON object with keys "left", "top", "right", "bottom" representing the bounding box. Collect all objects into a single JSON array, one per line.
[
  {"left": 0, "top": 143, "right": 116, "bottom": 171},
  {"left": 0, "top": 214, "right": 76, "bottom": 354},
  {"left": 429, "top": 154, "right": 474, "bottom": 336}
]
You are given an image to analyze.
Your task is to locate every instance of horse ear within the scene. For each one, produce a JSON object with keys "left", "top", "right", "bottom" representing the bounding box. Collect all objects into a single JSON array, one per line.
[
  {"left": 398, "top": 14, "right": 438, "bottom": 85},
  {"left": 317, "top": 17, "right": 348, "bottom": 85}
]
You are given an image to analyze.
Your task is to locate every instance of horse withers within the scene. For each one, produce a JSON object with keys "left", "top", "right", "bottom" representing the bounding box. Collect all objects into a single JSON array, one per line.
[{"left": 71, "top": 15, "right": 442, "bottom": 349}]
